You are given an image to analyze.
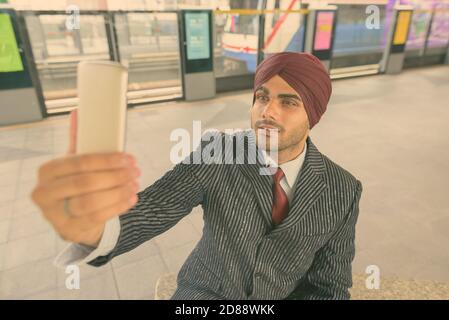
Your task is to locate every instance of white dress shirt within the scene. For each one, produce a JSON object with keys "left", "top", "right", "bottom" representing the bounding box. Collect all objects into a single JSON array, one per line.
[
  {"left": 54, "top": 142, "right": 307, "bottom": 267},
  {"left": 279, "top": 142, "right": 307, "bottom": 203}
]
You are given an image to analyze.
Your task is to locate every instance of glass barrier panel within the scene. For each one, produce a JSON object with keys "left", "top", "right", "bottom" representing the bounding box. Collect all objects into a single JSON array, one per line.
[
  {"left": 214, "top": 12, "right": 260, "bottom": 78},
  {"left": 114, "top": 12, "right": 183, "bottom": 103},
  {"left": 262, "top": 3, "right": 305, "bottom": 57},
  {"left": 405, "top": 10, "right": 432, "bottom": 57},
  {"left": 80, "top": 15, "right": 109, "bottom": 55},
  {"left": 25, "top": 13, "right": 111, "bottom": 112},
  {"left": 425, "top": 6, "right": 449, "bottom": 55},
  {"left": 331, "top": 4, "right": 387, "bottom": 69}
]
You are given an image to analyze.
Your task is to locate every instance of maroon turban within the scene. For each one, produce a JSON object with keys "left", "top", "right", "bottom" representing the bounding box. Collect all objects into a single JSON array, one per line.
[{"left": 253, "top": 52, "right": 332, "bottom": 129}]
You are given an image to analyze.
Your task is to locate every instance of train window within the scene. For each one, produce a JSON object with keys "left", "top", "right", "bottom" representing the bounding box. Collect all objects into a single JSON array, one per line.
[
  {"left": 230, "top": 0, "right": 259, "bottom": 10},
  {"left": 225, "top": 0, "right": 261, "bottom": 34},
  {"left": 224, "top": 14, "right": 258, "bottom": 35}
]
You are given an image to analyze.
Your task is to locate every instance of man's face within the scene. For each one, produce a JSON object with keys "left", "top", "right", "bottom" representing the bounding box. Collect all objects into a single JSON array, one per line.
[{"left": 250, "top": 75, "right": 310, "bottom": 152}]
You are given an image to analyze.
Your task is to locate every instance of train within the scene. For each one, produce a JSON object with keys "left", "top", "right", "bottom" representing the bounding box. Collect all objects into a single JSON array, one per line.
[{"left": 220, "top": 0, "right": 449, "bottom": 73}]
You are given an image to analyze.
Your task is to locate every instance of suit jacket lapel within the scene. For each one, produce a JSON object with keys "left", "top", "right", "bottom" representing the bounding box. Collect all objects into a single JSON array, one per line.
[
  {"left": 236, "top": 134, "right": 327, "bottom": 232},
  {"left": 238, "top": 163, "right": 273, "bottom": 226},
  {"left": 272, "top": 136, "right": 327, "bottom": 233},
  {"left": 237, "top": 131, "right": 326, "bottom": 232},
  {"left": 235, "top": 131, "right": 274, "bottom": 227}
]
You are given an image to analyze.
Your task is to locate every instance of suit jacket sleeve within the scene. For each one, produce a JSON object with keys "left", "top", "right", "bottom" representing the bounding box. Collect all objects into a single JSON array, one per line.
[
  {"left": 286, "top": 180, "right": 363, "bottom": 300},
  {"left": 86, "top": 160, "right": 206, "bottom": 267}
]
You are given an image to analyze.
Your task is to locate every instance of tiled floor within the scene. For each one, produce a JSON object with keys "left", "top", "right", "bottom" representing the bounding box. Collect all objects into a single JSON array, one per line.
[{"left": 0, "top": 65, "right": 448, "bottom": 299}]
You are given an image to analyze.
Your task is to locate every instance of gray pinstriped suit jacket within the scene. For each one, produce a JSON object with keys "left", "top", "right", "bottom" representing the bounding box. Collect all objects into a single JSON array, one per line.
[{"left": 88, "top": 130, "right": 363, "bottom": 300}]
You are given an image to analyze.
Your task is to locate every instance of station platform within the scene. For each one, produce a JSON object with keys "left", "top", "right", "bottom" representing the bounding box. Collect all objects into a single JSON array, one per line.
[{"left": 0, "top": 65, "right": 448, "bottom": 299}]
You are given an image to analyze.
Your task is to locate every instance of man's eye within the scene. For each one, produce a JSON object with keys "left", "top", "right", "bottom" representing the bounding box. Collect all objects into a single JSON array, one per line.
[
  {"left": 283, "top": 100, "right": 297, "bottom": 107},
  {"left": 256, "top": 95, "right": 269, "bottom": 102}
]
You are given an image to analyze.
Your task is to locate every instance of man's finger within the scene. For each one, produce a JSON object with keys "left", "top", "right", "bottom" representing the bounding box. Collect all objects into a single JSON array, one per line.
[
  {"left": 48, "top": 194, "right": 138, "bottom": 233},
  {"left": 39, "top": 152, "right": 136, "bottom": 183},
  {"left": 71, "top": 194, "right": 138, "bottom": 227},
  {"left": 61, "top": 180, "right": 139, "bottom": 217},
  {"left": 38, "top": 167, "right": 141, "bottom": 203}
]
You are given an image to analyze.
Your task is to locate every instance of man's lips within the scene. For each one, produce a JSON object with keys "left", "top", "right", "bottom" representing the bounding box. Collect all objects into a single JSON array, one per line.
[{"left": 258, "top": 125, "right": 280, "bottom": 131}]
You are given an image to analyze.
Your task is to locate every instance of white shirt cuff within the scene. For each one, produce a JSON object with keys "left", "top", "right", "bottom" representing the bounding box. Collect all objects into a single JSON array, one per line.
[{"left": 53, "top": 217, "right": 121, "bottom": 268}]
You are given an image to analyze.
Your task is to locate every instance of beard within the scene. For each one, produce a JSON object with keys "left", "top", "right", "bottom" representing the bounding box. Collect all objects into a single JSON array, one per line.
[{"left": 252, "top": 119, "right": 308, "bottom": 153}]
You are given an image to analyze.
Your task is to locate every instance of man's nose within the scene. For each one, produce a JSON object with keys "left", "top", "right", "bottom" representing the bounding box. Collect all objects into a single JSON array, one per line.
[{"left": 261, "top": 99, "right": 279, "bottom": 119}]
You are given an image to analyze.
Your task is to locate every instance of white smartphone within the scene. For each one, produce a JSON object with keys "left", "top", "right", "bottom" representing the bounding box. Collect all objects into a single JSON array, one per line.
[{"left": 76, "top": 60, "right": 128, "bottom": 154}]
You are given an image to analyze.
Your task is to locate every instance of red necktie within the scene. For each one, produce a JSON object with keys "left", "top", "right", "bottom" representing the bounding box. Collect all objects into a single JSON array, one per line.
[{"left": 272, "top": 168, "right": 289, "bottom": 225}]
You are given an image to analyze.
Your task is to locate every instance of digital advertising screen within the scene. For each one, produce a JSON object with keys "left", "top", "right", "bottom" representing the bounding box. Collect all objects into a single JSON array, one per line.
[
  {"left": 0, "top": 13, "right": 24, "bottom": 73},
  {"left": 185, "top": 12, "right": 210, "bottom": 61},
  {"left": 313, "top": 11, "right": 335, "bottom": 51},
  {"left": 393, "top": 10, "right": 412, "bottom": 45}
]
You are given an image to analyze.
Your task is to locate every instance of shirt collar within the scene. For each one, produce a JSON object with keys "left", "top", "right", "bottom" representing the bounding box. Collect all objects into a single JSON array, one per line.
[
  {"left": 280, "top": 142, "right": 307, "bottom": 188},
  {"left": 257, "top": 139, "right": 308, "bottom": 186}
]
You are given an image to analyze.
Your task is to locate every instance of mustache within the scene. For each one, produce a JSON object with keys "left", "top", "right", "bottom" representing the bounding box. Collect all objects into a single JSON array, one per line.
[{"left": 255, "top": 119, "right": 283, "bottom": 131}]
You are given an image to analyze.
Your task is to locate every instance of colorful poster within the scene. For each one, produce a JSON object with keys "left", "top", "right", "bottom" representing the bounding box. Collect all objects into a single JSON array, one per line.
[
  {"left": 0, "top": 13, "right": 24, "bottom": 72},
  {"left": 427, "top": 3, "right": 449, "bottom": 47},
  {"left": 313, "top": 12, "right": 334, "bottom": 51},
  {"left": 400, "top": 0, "right": 449, "bottom": 48},
  {"left": 185, "top": 12, "right": 210, "bottom": 60},
  {"left": 406, "top": 10, "right": 432, "bottom": 49}
]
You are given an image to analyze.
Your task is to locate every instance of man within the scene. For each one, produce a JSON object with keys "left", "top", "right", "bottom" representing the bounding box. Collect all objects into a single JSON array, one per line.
[{"left": 32, "top": 52, "right": 363, "bottom": 300}]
